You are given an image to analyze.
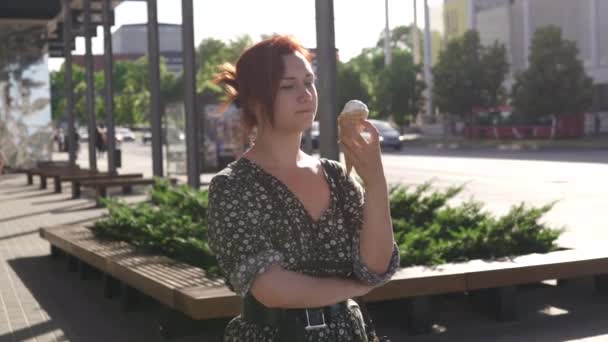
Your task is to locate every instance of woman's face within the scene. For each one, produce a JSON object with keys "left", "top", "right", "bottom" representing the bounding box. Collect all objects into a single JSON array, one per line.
[{"left": 271, "top": 52, "right": 318, "bottom": 134}]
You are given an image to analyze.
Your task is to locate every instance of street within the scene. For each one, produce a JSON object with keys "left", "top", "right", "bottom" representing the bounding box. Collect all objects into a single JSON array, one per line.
[{"left": 64, "top": 142, "right": 608, "bottom": 250}]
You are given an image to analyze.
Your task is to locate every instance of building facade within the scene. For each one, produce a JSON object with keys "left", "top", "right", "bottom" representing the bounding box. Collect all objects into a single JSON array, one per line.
[
  {"left": 443, "top": 0, "right": 608, "bottom": 132},
  {"left": 73, "top": 23, "right": 183, "bottom": 74}
]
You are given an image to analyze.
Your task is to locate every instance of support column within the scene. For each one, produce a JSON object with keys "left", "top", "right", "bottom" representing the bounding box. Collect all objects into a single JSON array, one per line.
[
  {"left": 590, "top": 0, "right": 599, "bottom": 68},
  {"left": 384, "top": 0, "right": 391, "bottom": 66},
  {"left": 423, "top": 0, "right": 433, "bottom": 121},
  {"left": 468, "top": 0, "right": 476, "bottom": 30},
  {"left": 147, "top": 0, "right": 163, "bottom": 177},
  {"left": 102, "top": 0, "right": 117, "bottom": 175},
  {"left": 315, "top": 0, "right": 339, "bottom": 161},
  {"left": 62, "top": 0, "right": 76, "bottom": 167},
  {"left": 182, "top": 0, "right": 200, "bottom": 188},
  {"left": 84, "top": 0, "right": 97, "bottom": 171},
  {"left": 523, "top": 0, "right": 531, "bottom": 67}
]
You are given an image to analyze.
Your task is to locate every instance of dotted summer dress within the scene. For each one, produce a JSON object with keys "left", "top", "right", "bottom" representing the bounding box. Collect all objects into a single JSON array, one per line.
[{"left": 207, "top": 157, "right": 400, "bottom": 342}]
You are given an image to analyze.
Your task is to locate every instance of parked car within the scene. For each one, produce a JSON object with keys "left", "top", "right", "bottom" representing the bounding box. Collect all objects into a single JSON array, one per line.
[
  {"left": 304, "top": 119, "right": 404, "bottom": 150},
  {"left": 115, "top": 127, "right": 136, "bottom": 142},
  {"left": 366, "top": 119, "right": 404, "bottom": 150},
  {"left": 142, "top": 127, "right": 185, "bottom": 145}
]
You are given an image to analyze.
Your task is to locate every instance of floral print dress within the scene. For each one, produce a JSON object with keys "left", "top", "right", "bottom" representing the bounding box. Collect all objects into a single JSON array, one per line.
[{"left": 207, "top": 157, "right": 400, "bottom": 342}]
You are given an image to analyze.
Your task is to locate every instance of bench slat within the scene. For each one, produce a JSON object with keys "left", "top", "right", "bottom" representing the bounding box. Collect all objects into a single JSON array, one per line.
[
  {"left": 466, "top": 250, "right": 608, "bottom": 290},
  {"left": 62, "top": 173, "right": 142, "bottom": 182},
  {"left": 40, "top": 225, "right": 226, "bottom": 314}
]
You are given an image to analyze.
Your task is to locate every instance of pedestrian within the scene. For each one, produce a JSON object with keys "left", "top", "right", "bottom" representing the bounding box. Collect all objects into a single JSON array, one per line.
[
  {"left": 207, "top": 35, "right": 399, "bottom": 342},
  {"left": 95, "top": 124, "right": 107, "bottom": 156}
]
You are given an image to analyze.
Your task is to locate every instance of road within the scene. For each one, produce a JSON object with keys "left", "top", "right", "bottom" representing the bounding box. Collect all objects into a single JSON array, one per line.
[{"left": 63, "top": 143, "right": 608, "bottom": 249}]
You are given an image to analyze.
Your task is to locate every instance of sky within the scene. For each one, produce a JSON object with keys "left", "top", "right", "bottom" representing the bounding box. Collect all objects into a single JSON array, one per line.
[{"left": 48, "top": 0, "right": 445, "bottom": 71}]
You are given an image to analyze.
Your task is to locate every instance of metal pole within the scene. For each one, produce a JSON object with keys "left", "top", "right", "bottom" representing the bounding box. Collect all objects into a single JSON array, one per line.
[
  {"left": 384, "top": 0, "right": 392, "bottom": 66},
  {"left": 413, "top": 0, "right": 420, "bottom": 65},
  {"left": 147, "top": 0, "right": 163, "bottom": 177},
  {"left": 315, "top": 0, "right": 339, "bottom": 161},
  {"left": 84, "top": 0, "right": 97, "bottom": 171},
  {"left": 182, "top": 0, "right": 200, "bottom": 188},
  {"left": 423, "top": 0, "right": 433, "bottom": 121},
  {"left": 102, "top": 0, "right": 116, "bottom": 174},
  {"left": 590, "top": 0, "right": 599, "bottom": 68},
  {"left": 62, "top": 0, "right": 76, "bottom": 167}
]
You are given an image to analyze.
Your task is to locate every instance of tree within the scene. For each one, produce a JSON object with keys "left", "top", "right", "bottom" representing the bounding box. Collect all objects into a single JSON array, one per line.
[
  {"left": 195, "top": 35, "right": 252, "bottom": 103},
  {"left": 480, "top": 41, "right": 509, "bottom": 108},
  {"left": 337, "top": 62, "right": 371, "bottom": 113},
  {"left": 432, "top": 30, "right": 508, "bottom": 132},
  {"left": 511, "top": 25, "right": 593, "bottom": 137},
  {"left": 375, "top": 24, "right": 424, "bottom": 58},
  {"left": 51, "top": 57, "right": 179, "bottom": 127},
  {"left": 345, "top": 32, "right": 426, "bottom": 126}
]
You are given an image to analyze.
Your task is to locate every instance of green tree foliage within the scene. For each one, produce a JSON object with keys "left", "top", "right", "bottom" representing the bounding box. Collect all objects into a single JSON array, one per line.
[
  {"left": 336, "top": 62, "right": 372, "bottom": 114},
  {"left": 51, "top": 57, "right": 182, "bottom": 127},
  {"left": 432, "top": 30, "right": 509, "bottom": 127},
  {"left": 511, "top": 25, "right": 593, "bottom": 130},
  {"left": 195, "top": 35, "right": 253, "bottom": 104},
  {"left": 341, "top": 26, "right": 426, "bottom": 126}
]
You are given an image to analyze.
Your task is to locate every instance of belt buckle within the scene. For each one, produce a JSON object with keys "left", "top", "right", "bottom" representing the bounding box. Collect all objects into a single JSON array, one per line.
[{"left": 304, "top": 308, "right": 327, "bottom": 331}]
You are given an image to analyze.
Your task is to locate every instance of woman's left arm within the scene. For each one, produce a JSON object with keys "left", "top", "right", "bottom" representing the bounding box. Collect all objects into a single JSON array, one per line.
[
  {"left": 340, "top": 120, "right": 400, "bottom": 282},
  {"left": 360, "top": 175, "right": 394, "bottom": 274}
]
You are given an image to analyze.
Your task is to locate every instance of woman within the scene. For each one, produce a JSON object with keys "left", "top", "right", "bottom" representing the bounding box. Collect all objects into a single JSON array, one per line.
[{"left": 208, "top": 35, "right": 400, "bottom": 342}]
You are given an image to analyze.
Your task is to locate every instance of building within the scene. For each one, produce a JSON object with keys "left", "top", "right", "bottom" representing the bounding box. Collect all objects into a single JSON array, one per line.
[
  {"left": 442, "top": 0, "right": 608, "bottom": 133},
  {"left": 73, "top": 23, "right": 183, "bottom": 74}
]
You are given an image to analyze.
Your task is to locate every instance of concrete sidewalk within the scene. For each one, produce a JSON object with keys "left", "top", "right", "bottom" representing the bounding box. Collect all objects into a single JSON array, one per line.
[{"left": 1, "top": 172, "right": 608, "bottom": 341}]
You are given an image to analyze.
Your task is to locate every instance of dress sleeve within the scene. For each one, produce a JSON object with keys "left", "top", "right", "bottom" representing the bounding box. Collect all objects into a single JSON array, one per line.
[
  {"left": 207, "top": 174, "right": 283, "bottom": 297},
  {"left": 333, "top": 162, "right": 400, "bottom": 286}
]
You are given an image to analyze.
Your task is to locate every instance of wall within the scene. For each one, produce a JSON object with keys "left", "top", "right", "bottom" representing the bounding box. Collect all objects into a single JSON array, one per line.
[{"left": 0, "top": 25, "right": 53, "bottom": 168}]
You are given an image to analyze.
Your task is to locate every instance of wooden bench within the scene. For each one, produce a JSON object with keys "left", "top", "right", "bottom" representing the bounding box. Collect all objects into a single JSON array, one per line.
[
  {"left": 79, "top": 177, "right": 177, "bottom": 206},
  {"left": 39, "top": 225, "right": 608, "bottom": 336},
  {"left": 26, "top": 163, "right": 79, "bottom": 187},
  {"left": 40, "top": 168, "right": 102, "bottom": 192},
  {"left": 67, "top": 173, "right": 143, "bottom": 198},
  {"left": 40, "top": 225, "right": 238, "bottom": 339}
]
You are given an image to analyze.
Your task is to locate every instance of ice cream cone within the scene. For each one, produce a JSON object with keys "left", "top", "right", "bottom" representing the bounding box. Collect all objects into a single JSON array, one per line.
[{"left": 338, "top": 100, "right": 369, "bottom": 175}]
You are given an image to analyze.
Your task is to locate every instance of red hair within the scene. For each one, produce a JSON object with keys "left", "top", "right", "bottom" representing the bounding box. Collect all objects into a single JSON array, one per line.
[{"left": 214, "top": 35, "right": 312, "bottom": 132}]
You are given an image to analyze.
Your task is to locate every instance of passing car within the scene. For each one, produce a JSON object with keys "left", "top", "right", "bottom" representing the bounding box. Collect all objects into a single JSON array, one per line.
[{"left": 115, "top": 127, "right": 136, "bottom": 142}]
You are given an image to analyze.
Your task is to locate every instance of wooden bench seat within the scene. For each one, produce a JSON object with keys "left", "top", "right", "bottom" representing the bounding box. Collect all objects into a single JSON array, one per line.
[
  {"left": 67, "top": 173, "right": 144, "bottom": 198},
  {"left": 40, "top": 225, "right": 239, "bottom": 337},
  {"left": 79, "top": 177, "right": 176, "bottom": 206},
  {"left": 26, "top": 164, "right": 79, "bottom": 186},
  {"left": 40, "top": 224, "right": 608, "bottom": 336},
  {"left": 40, "top": 168, "right": 102, "bottom": 192},
  {"left": 62, "top": 173, "right": 143, "bottom": 197}
]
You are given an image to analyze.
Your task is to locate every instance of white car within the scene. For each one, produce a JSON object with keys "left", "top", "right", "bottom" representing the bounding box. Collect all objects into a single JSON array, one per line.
[{"left": 115, "top": 127, "right": 136, "bottom": 142}]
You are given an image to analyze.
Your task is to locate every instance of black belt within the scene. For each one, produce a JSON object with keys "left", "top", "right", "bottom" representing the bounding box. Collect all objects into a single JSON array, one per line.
[{"left": 241, "top": 294, "right": 348, "bottom": 333}]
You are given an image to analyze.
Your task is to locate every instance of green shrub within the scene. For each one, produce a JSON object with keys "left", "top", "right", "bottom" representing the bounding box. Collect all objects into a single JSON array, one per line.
[
  {"left": 390, "top": 182, "right": 562, "bottom": 267},
  {"left": 92, "top": 179, "right": 562, "bottom": 273},
  {"left": 92, "top": 179, "right": 221, "bottom": 276}
]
